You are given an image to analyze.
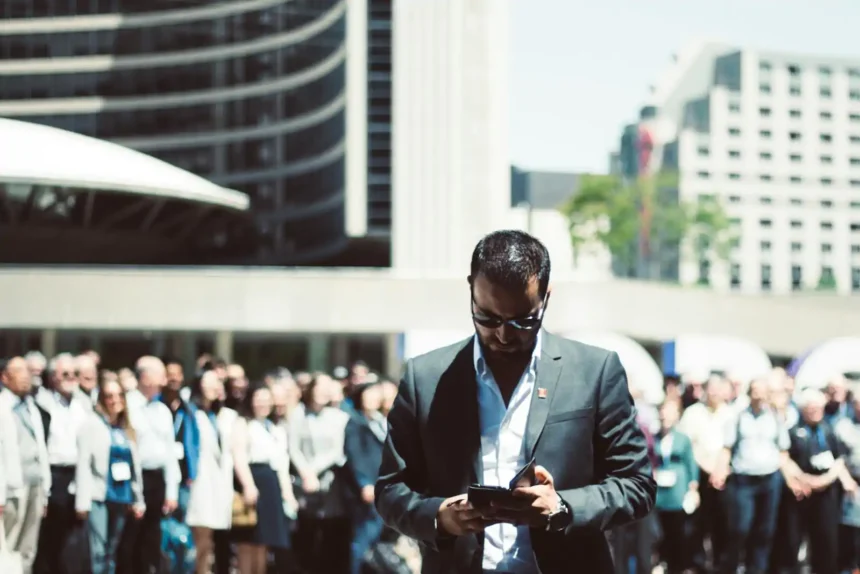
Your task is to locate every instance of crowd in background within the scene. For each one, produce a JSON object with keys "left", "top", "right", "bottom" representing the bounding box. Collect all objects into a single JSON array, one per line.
[
  {"left": 0, "top": 349, "right": 418, "bottom": 574},
  {"left": 4, "top": 347, "right": 860, "bottom": 574},
  {"left": 617, "top": 368, "right": 860, "bottom": 574}
]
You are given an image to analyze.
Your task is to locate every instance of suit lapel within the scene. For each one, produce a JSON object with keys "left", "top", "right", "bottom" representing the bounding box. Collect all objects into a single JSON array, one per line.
[
  {"left": 523, "top": 331, "right": 563, "bottom": 459},
  {"left": 432, "top": 339, "right": 482, "bottom": 488}
]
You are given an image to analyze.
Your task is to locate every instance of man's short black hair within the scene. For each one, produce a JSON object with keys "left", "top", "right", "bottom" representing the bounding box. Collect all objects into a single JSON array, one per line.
[{"left": 470, "top": 230, "right": 551, "bottom": 296}]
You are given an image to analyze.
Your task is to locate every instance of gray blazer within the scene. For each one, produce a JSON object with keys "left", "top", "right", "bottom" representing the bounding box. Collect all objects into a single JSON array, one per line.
[
  {"left": 375, "top": 331, "right": 657, "bottom": 574},
  {"left": 0, "top": 388, "right": 51, "bottom": 505},
  {"left": 75, "top": 411, "right": 145, "bottom": 513}
]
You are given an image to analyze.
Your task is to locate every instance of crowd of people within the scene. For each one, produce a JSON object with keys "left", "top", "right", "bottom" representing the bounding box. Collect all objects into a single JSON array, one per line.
[
  {"left": 3, "top": 346, "right": 859, "bottom": 574},
  {"left": 0, "top": 350, "right": 417, "bottom": 574},
  {"left": 617, "top": 368, "right": 860, "bottom": 574}
]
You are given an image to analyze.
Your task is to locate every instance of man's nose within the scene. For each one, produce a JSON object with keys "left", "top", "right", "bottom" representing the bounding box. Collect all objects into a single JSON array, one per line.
[{"left": 496, "top": 324, "right": 515, "bottom": 343}]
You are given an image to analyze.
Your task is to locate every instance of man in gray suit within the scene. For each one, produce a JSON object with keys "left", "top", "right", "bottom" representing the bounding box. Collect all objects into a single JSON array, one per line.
[{"left": 375, "top": 230, "right": 656, "bottom": 574}]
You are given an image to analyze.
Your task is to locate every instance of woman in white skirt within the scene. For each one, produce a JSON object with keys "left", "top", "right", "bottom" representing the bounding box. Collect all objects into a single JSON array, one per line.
[{"left": 185, "top": 369, "right": 238, "bottom": 574}]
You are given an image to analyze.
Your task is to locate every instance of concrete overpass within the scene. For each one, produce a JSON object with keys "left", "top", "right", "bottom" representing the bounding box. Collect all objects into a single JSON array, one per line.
[{"left": 1, "top": 266, "right": 858, "bottom": 358}]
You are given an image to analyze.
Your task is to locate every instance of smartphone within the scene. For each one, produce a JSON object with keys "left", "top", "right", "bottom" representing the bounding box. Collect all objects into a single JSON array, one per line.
[{"left": 467, "top": 458, "right": 537, "bottom": 509}]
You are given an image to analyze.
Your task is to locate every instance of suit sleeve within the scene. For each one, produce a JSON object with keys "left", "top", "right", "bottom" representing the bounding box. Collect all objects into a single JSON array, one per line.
[
  {"left": 344, "top": 418, "right": 371, "bottom": 489},
  {"left": 0, "top": 413, "right": 7, "bottom": 507},
  {"left": 75, "top": 419, "right": 95, "bottom": 513},
  {"left": 683, "top": 435, "right": 699, "bottom": 487},
  {"left": 558, "top": 352, "right": 657, "bottom": 532},
  {"left": 375, "top": 360, "right": 447, "bottom": 545},
  {"left": 161, "top": 406, "right": 181, "bottom": 502}
]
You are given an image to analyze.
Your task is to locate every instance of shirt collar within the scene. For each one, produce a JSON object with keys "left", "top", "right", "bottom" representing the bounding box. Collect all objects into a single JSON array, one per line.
[{"left": 472, "top": 330, "right": 543, "bottom": 380}]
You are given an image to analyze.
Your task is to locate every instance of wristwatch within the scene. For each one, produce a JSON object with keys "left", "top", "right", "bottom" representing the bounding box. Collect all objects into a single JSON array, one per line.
[{"left": 545, "top": 494, "right": 571, "bottom": 532}]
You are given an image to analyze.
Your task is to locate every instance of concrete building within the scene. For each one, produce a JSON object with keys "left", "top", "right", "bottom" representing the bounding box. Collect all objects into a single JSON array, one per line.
[
  {"left": 0, "top": 117, "right": 249, "bottom": 263},
  {"left": 618, "top": 41, "right": 860, "bottom": 295},
  {"left": 0, "top": 0, "right": 353, "bottom": 265},
  {"left": 3, "top": 266, "right": 860, "bottom": 375},
  {"left": 391, "top": 0, "right": 511, "bottom": 274}
]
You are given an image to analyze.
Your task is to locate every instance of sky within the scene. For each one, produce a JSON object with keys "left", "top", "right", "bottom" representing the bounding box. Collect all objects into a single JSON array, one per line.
[{"left": 509, "top": 0, "right": 860, "bottom": 174}]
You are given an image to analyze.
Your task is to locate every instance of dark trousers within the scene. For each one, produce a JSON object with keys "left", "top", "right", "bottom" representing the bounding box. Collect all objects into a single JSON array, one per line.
[
  {"left": 658, "top": 510, "right": 688, "bottom": 573},
  {"left": 767, "top": 484, "right": 795, "bottom": 574},
  {"left": 294, "top": 514, "right": 351, "bottom": 574},
  {"left": 783, "top": 486, "right": 839, "bottom": 574},
  {"left": 118, "top": 470, "right": 166, "bottom": 574},
  {"left": 351, "top": 505, "right": 384, "bottom": 574},
  {"left": 34, "top": 466, "right": 77, "bottom": 574},
  {"left": 723, "top": 471, "right": 782, "bottom": 574},
  {"left": 213, "top": 529, "right": 232, "bottom": 574},
  {"left": 610, "top": 512, "right": 657, "bottom": 574},
  {"left": 839, "top": 524, "right": 860, "bottom": 572},
  {"left": 691, "top": 469, "right": 728, "bottom": 572}
]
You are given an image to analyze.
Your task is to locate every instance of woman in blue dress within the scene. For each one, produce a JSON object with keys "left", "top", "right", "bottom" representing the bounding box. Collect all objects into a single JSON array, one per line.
[{"left": 75, "top": 378, "right": 145, "bottom": 574}]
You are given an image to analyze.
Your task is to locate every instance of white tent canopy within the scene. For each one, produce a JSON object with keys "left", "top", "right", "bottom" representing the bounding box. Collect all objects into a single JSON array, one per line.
[
  {"left": 664, "top": 334, "right": 773, "bottom": 385},
  {"left": 792, "top": 337, "right": 860, "bottom": 390},
  {"left": 563, "top": 331, "right": 665, "bottom": 405}
]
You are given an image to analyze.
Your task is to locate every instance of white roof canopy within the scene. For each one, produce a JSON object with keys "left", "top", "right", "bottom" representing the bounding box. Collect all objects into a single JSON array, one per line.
[
  {"left": 0, "top": 118, "right": 248, "bottom": 210},
  {"left": 791, "top": 337, "right": 860, "bottom": 389}
]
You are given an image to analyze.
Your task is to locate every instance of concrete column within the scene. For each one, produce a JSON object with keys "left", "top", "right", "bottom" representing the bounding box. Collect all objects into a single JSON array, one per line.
[
  {"left": 214, "top": 331, "right": 234, "bottom": 363},
  {"left": 177, "top": 333, "right": 197, "bottom": 377},
  {"left": 40, "top": 329, "right": 57, "bottom": 359},
  {"left": 383, "top": 333, "right": 402, "bottom": 379},
  {"left": 151, "top": 333, "right": 166, "bottom": 358},
  {"left": 331, "top": 335, "right": 349, "bottom": 368},
  {"left": 308, "top": 334, "right": 330, "bottom": 372}
]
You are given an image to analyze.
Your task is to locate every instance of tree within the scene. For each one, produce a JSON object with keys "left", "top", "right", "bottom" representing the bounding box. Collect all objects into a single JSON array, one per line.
[{"left": 559, "top": 173, "right": 734, "bottom": 281}]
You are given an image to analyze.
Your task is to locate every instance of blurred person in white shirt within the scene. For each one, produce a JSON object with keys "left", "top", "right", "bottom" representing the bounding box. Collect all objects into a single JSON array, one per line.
[
  {"left": 679, "top": 375, "right": 734, "bottom": 572},
  {"left": 33, "top": 353, "right": 94, "bottom": 574}
]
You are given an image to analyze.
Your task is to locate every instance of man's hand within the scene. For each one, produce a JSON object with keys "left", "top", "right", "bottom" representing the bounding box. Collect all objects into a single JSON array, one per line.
[
  {"left": 301, "top": 473, "right": 320, "bottom": 494},
  {"left": 162, "top": 499, "right": 178, "bottom": 515},
  {"left": 709, "top": 470, "right": 728, "bottom": 491},
  {"left": 842, "top": 474, "right": 859, "bottom": 495},
  {"left": 436, "top": 494, "right": 491, "bottom": 536},
  {"left": 786, "top": 474, "right": 811, "bottom": 500},
  {"left": 489, "top": 465, "right": 560, "bottom": 527},
  {"left": 132, "top": 505, "right": 145, "bottom": 520},
  {"left": 361, "top": 485, "right": 375, "bottom": 504}
]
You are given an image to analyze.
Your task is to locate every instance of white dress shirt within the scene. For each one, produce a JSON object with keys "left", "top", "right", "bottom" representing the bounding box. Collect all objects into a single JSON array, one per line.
[
  {"left": 127, "top": 390, "right": 181, "bottom": 501},
  {"left": 474, "top": 334, "right": 542, "bottom": 574},
  {"left": 37, "top": 390, "right": 91, "bottom": 467}
]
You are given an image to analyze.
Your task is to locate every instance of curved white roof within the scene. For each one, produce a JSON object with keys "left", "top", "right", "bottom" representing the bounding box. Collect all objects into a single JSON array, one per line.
[
  {"left": 791, "top": 337, "right": 860, "bottom": 390},
  {"left": 0, "top": 118, "right": 249, "bottom": 210},
  {"left": 564, "top": 332, "right": 665, "bottom": 404},
  {"left": 664, "top": 334, "right": 773, "bottom": 385}
]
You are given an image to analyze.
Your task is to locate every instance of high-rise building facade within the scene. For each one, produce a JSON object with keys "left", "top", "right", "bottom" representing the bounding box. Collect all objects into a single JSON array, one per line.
[
  {"left": 0, "top": 0, "right": 351, "bottom": 265},
  {"left": 391, "top": 0, "right": 511, "bottom": 274},
  {"left": 618, "top": 42, "right": 860, "bottom": 295}
]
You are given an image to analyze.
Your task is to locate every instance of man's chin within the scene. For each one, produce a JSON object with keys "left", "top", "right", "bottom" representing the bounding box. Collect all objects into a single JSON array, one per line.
[{"left": 488, "top": 346, "right": 527, "bottom": 360}]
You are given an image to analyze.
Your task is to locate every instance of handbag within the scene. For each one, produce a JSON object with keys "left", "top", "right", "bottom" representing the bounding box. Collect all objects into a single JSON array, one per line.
[
  {"left": 232, "top": 492, "right": 257, "bottom": 527},
  {"left": 59, "top": 521, "right": 91, "bottom": 574},
  {"left": 0, "top": 521, "right": 23, "bottom": 574}
]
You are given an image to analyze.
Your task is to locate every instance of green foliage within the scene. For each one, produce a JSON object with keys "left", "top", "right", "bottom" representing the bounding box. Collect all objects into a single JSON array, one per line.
[{"left": 559, "top": 173, "right": 735, "bottom": 271}]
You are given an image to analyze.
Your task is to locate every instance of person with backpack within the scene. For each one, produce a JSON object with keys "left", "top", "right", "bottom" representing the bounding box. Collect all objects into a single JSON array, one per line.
[{"left": 710, "top": 377, "right": 796, "bottom": 574}]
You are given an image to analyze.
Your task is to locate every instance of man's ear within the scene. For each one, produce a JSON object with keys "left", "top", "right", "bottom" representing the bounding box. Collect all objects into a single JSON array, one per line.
[{"left": 466, "top": 275, "right": 473, "bottom": 287}]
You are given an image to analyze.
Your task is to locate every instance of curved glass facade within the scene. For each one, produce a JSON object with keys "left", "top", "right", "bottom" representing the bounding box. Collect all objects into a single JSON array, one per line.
[{"left": 0, "top": 0, "right": 348, "bottom": 264}]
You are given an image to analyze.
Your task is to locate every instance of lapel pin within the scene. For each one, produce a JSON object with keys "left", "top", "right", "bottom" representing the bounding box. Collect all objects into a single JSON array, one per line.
[{"left": 537, "top": 387, "right": 547, "bottom": 399}]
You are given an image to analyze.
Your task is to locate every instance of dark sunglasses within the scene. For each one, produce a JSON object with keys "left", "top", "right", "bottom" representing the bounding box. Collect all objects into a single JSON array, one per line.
[{"left": 471, "top": 292, "right": 549, "bottom": 331}]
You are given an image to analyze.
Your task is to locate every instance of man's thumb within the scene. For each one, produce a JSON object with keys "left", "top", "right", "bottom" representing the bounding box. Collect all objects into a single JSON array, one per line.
[{"left": 534, "top": 465, "right": 554, "bottom": 486}]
